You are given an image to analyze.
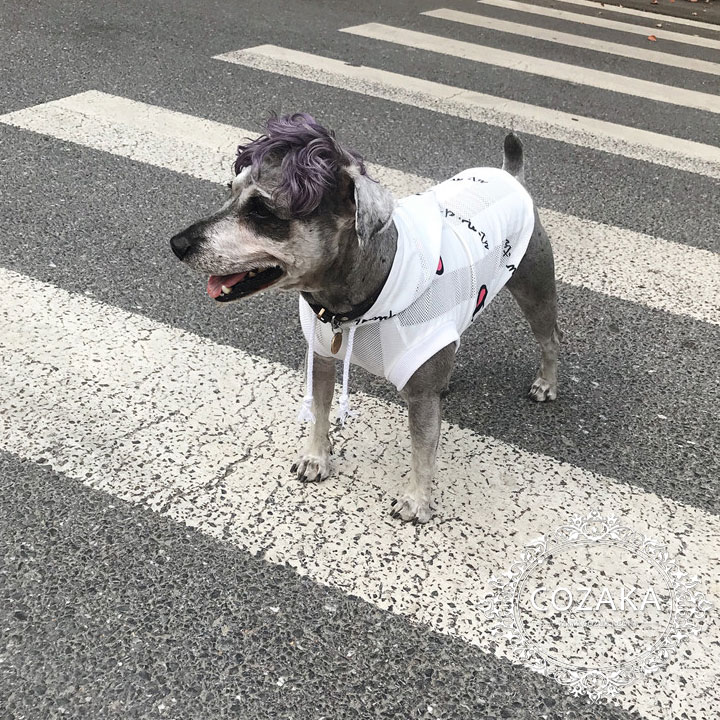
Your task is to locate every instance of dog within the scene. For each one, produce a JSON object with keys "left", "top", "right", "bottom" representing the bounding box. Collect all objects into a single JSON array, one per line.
[{"left": 170, "top": 113, "right": 561, "bottom": 524}]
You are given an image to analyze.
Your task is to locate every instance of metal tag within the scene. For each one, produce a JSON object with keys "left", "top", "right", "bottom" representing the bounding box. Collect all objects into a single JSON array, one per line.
[{"left": 331, "top": 331, "right": 342, "bottom": 354}]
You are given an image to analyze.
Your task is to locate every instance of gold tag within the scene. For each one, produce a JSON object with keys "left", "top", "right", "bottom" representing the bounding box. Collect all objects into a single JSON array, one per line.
[{"left": 331, "top": 331, "right": 342, "bottom": 354}]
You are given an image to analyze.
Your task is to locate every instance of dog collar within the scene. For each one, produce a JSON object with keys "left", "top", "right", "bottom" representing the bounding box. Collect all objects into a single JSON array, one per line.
[{"left": 302, "top": 287, "right": 383, "bottom": 326}]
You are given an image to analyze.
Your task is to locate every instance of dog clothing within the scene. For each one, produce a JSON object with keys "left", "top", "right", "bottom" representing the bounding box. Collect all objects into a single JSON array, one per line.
[{"left": 298, "top": 166, "right": 535, "bottom": 423}]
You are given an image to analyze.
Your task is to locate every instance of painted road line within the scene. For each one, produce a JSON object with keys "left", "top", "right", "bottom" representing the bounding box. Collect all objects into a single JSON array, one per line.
[
  {"left": 542, "top": 208, "right": 720, "bottom": 326},
  {"left": 478, "top": 0, "right": 720, "bottom": 51},
  {"left": 423, "top": 8, "right": 720, "bottom": 77},
  {"left": 0, "top": 266, "right": 717, "bottom": 719},
  {"left": 213, "top": 45, "right": 720, "bottom": 180},
  {"left": 341, "top": 24, "right": 720, "bottom": 114},
  {"left": 0, "top": 91, "right": 244, "bottom": 185},
  {"left": 1, "top": 91, "right": 718, "bottom": 326},
  {"left": 547, "top": 0, "right": 720, "bottom": 33}
]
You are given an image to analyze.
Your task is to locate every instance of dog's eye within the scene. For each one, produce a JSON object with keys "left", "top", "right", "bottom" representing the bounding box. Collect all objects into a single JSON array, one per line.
[{"left": 247, "top": 196, "right": 273, "bottom": 220}]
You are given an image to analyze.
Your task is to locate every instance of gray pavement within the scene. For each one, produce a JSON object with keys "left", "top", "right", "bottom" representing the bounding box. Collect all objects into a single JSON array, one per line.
[{"left": 0, "top": 451, "right": 642, "bottom": 720}]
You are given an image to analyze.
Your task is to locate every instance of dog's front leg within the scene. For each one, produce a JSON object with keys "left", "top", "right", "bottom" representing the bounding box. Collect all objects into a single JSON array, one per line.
[
  {"left": 391, "top": 392, "right": 442, "bottom": 524},
  {"left": 292, "top": 352, "right": 335, "bottom": 482},
  {"left": 393, "top": 344, "right": 455, "bottom": 524}
]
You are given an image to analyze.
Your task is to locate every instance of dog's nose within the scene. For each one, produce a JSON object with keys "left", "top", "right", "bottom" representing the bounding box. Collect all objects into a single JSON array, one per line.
[{"left": 170, "top": 231, "right": 194, "bottom": 260}]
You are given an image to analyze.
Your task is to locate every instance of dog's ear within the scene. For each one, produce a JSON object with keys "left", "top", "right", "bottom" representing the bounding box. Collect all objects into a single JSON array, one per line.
[{"left": 344, "top": 165, "right": 395, "bottom": 247}]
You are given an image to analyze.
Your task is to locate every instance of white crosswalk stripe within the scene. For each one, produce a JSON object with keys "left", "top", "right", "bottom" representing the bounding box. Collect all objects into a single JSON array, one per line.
[
  {"left": 342, "top": 23, "right": 720, "bottom": 113},
  {"left": 214, "top": 45, "right": 720, "bottom": 179},
  {"left": 423, "top": 8, "right": 720, "bottom": 76},
  {"left": 2, "top": 91, "right": 717, "bottom": 326},
  {"left": 478, "top": 0, "right": 720, "bottom": 50},
  {"left": 0, "top": 267, "right": 718, "bottom": 720}
]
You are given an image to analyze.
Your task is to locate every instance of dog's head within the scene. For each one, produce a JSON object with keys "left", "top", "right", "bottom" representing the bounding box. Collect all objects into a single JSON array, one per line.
[{"left": 170, "top": 113, "right": 394, "bottom": 302}]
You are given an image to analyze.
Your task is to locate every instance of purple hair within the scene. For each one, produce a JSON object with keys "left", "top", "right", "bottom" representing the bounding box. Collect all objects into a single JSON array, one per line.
[{"left": 233, "top": 113, "right": 368, "bottom": 217}]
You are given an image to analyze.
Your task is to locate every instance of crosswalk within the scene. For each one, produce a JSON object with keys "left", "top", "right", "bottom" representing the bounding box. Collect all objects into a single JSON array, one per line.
[
  {"left": 342, "top": 23, "right": 720, "bottom": 112},
  {"left": 215, "top": 45, "right": 720, "bottom": 178},
  {"left": 422, "top": 8, "right": 720, "bottom": 75},
  {"left": 478, "top": 0, "right": 720, "bottom": 49},
  {"left": 1, "top": 1, "right": 718, "bottom": 718},
  {"left": 551, "top": 0, "right": 720, "bottom": 32}
]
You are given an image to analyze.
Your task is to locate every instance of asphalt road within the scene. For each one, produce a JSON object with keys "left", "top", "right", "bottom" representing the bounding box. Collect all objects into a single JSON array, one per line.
[{"left": 0, "top": 0, "right": 718, "bottom": 719}]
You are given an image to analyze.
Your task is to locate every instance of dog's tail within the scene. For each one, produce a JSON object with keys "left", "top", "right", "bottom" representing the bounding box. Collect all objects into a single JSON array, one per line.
[{"left": 502, "top": 132, "right": 525, "bottom": 184}]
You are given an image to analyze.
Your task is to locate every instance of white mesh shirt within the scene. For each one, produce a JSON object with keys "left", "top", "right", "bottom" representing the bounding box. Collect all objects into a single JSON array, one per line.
[{"left": 299, "top": 166, "right": 535, "bottom": 393}]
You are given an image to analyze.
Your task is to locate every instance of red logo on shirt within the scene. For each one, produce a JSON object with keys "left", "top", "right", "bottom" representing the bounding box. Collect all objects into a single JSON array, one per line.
[
  {"left": 472, "top": 285, "right": 488, "bottom": 319},
  {"left": 436, "top": 257, "right": 444, "bottom": 275}
]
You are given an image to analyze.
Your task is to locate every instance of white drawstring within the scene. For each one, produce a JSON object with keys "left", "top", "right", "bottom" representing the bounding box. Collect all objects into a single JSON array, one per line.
[
  {"left": 337, "top": 325, "right": 357, "bottom": 426},
  {"left": 297, "top": 319, "right": 358, "bottom": 426},
  {"left": 297, "top": 316, "right": 316, "bottom": 423}
]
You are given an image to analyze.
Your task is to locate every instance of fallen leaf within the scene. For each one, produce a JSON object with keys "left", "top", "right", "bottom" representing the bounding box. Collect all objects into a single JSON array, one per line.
[{"left": 647, "top": 34, "right": 658, "bottom": 41}]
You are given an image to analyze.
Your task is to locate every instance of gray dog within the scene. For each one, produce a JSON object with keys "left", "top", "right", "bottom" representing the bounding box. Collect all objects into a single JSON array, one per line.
[{"left": 171, "top": 113, "right": 561, "bottom": 524}]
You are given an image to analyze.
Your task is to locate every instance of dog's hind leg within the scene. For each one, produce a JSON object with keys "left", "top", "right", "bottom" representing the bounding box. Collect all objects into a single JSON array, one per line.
[
  {"left": 506, "top": 210, "right": 562, "bottom": 402},
  {"left": 292, "top": 353, "right": 335, "bottom": 482},
  {"left": 394, "top": 344, "right": 455, "bottom": 523}
]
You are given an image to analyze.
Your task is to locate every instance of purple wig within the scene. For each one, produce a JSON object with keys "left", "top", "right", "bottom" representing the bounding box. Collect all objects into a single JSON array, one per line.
[{"left": 234, "top": 113, "right": 367, "bottom": 217}]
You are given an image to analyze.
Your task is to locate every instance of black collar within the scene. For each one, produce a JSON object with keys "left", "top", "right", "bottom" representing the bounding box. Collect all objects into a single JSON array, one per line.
[{"left": 302, "top": 286, "right": 383, "bottom": 326}]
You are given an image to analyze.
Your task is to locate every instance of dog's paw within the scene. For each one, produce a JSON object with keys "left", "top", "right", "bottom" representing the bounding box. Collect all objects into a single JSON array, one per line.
[
  {"left": 529, "top": 377, "right": 557, "bottom": 402},
  {"left": 391, "top": 494, "right": 432, "bottom": 524},
  {"left": 291, "top": 452, "right": 331, "bottom": 483}
]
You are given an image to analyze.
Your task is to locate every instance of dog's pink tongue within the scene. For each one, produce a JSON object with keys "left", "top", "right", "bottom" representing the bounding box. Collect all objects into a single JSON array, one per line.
[{"left": 207, "top": 272, "right": 248, "bottom": 299}]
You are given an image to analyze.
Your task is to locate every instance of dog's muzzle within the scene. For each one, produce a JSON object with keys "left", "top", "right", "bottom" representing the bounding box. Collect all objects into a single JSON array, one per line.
[{"left": 170, "top": 223, "right": 284, "bottom": 302}]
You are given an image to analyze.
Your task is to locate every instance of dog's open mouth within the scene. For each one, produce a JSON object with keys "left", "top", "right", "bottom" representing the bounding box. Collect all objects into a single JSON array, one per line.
[{"left": 207, "top": 267, "right": 284, "bottom": 302}]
